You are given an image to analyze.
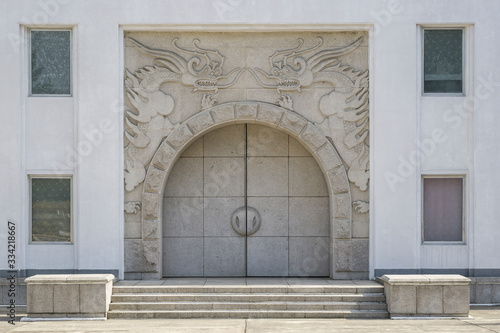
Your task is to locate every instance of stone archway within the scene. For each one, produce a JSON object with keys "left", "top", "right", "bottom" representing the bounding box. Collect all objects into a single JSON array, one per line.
[{"left": 131, "top": 101, "right": 352, "bottom": 279}]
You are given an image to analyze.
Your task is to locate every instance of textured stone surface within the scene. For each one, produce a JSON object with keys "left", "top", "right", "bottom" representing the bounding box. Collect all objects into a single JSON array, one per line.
[
  {"left": 142, "top": 192, "right": 160, "bottom": 219},
  {"left": 289, "top": 237, "right": 330, "bottom": 277},
  {"left": 247, "top": 157, "right": 288, "bottom": 196},
  {"left": 316, "top": 144, "right": 342, "bottom": 171},
  {"left": 300, "top": 123, "right": 328, "bottom": 151},
  {"left": 124, "top": 239, "right": 158, "bottom": 273},
  {"left": 279, "top": 111, "right": 307, "bottom": 135},
  {"left": 247, "top": 197, "right": 288, "bottom": 237},
  {"left": 387, "top": 285, "right": 417, "bottom": 315},
  {"left": 151, "top": 144, "right": 177, "bottom": 170},
  {"left": 417, "top": 285, "right": 443, "bottom": 314},
  {"left": 204, "top": 237, "right": 246, "bottom": 277},
  {"left": 334, "top": 219, "right": 351, "bottom": 239},
  {"left": 211, "top": 104, "right": 235, "bottom": 123},
  {"left": 327, "top": 166, "right": 350, "bottom": 194},
  {"left": 186, "top": 110, "right": 214, "bottom": 135},
  {"left": 163, "top": 197, "right": 204, "bottom": 237},
  {"left": 247, "top": 124, "right": 288, "bottom": 157},
  {"left": 289, "top": 157, "right": 328, "bottom": 196},
  {"left": 204, "top": 157, "right": 245, "bottom": 197},
  {"left": 144, "top": 166, "right": 166, "bottom": 193},
  {"left": 334, "top": 240, "right": 351, "bottom": 271},
  {"left": 143, "top": 219, "right": 160, "bottom": 240},
  {"left": 257, "top": 104, "right": 283, "bottom": 125},
  {"left": 204, "top": 197, "right": 245, "bottom": 237},
  {"left": 235, "top": 103, "right": 258, "bottom": 119},
  {"left": 204, "top": 124, "right": 245, "bottom": 157},
  {"left": 163, "top": 237, "right": 204, "bottom": 277},
  {"left": 289, "top": 197, "right": 329, "bottom": 237},
  {"left": 28, "top": 284, "right": 53, "bottom": 314},
  {"left": 444, "top": 285, "right": 469, "bottom": 314},
  {"left": 351, "top": 239, "right": 369, "bottom": 271},
  {"left": 247, "top": 237, "right": 288, "bottom": 276},
  {"left": 80, "top": 284, "right": 107, "bottom": 313},
  {"left": 166, "top": 124, "right": 194, "bottom": 150},
  {"left": 334, "top": 193, "right": 351, "bottom": 219},
  {"left": 164, "top": 158, "right": 203, "bottom": 197},
  {"left": 289, "top": 137, "right": 311, "bottom": 156}
]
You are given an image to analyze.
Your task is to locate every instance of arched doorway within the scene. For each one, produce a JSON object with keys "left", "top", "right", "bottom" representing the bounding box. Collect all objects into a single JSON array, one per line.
[{"left": 162, "top": 124, "right": 330, "bottom": 277}]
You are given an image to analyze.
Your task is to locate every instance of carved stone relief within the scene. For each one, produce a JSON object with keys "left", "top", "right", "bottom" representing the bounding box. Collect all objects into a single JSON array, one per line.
[{"left": 124, "top": 31, "right": 370, "bottom": 279}]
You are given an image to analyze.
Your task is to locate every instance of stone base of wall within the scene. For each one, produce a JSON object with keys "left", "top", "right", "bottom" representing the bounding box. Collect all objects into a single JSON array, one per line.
[
  {"left": 470, "top": 277, "right": 500, "bottom": 304},
  {"left": 23, "top": 274, "right": 114, "bottom": 320},
  {"left": 380, "top": 275, "right": 470, "bottom": 318}
]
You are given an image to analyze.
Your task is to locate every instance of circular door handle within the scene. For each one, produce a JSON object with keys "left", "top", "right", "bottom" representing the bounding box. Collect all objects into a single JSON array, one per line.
[{"left": 231, "top": 206, "right": 261, "bottom": 236}]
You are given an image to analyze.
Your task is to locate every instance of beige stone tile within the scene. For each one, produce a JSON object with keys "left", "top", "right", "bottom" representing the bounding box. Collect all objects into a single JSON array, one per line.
[
  {"left": 53, "top": 285, "right": 79, "bottom": 313},
  {"left": 289, "top": 157, "right": 328, "bottom": 196},
  {"left": 288, "top": 236, "right": 330, "bottom": 277},
  {"left": 204, "top": 237, "right": 246, "bottom": 277},
  {"left": 247, "top": 237, "right": 288, "bottom": 277},
  {"left": 162, "top": 237, "right": 204, "bottom": 277},
  {"left": 247, "top": 197, "right": 288, "bottom": 237},
  {"left": 80, "top": 284, "right": 106, "bottom": 313},
  {"left": 387, "top": 285, "right": 417, "bottom": 315},
  {"left": 289, "top": 137, "right": 311, "bottom": 156},
  {"left": 444, "top": 285, "right": 470, "bottom": 314},
  {"left": 289, "top": 197, "right": 329, "bottom": 237},
  {"left": 416, "top": 285, "right": 443, "bottom": 314},
  {"left": 247, "top": 124, "right": 288, "bottom": 157},
  {"left": 28, "top": 284, "right": 53, "bottom": 314},
  {"left": 247, "top": 157, "right": 288, "bottom": 196},
  {"left": 181, "top": 136, "right": 203, "bottom": 157},
  {"left": 163, "top": 197, "right": 204, "bottom": 237},
  {"left": 164, "top": 158, "right": 203, "bottom": 197},
  {"left": 204, "top": 124, "right": 245, "bottom": 157},
  {"left": 204, "top": 197, "right": 245, "bottom": 237},
  {"left": 204, "top": 157, "right": 245, "bottom": 197}
]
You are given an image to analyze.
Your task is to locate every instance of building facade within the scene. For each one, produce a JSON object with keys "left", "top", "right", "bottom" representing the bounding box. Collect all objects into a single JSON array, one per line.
[{"left": 1, "top": 0, "right": 499, "bottom": 282}]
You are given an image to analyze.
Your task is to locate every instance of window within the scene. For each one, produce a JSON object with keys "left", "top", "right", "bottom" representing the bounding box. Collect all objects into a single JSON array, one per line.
[
  {"left": 30, "top": 30, "right": 71, "bottom": 95},
  {"left": 423, "top": 29, "right": 463, "bottom": 94},
  {"left": 422, "top": 177, "right": 464, "bottom": 242},
  {"left": 30, "top": 177, "right": 72, "bottom": 242}
]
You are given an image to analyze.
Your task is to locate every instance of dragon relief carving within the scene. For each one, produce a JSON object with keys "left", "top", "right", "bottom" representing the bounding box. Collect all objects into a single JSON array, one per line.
[
  {"left": 249, "top": 36, "right": 370, "bottom": 191},
  {"left": 124, "top": 38, "right": 246, "bottom": 192},
  {"left": 124, "top": 35, "right": 370, "bottom": 193}
]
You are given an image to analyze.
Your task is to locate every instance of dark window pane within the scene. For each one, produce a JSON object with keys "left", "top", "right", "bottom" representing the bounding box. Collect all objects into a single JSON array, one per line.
[
  {"left": 423, "top": 177, "right": 463, "bottom": 242},
  {"left": 31, "top": 178, "right": 71, "bottom": 242},
  {"left": 424, "top": 29, "right": 463, "bottom": 93},
  {"left": 31, "top": 30, "right": 71, "bottom": 95}
]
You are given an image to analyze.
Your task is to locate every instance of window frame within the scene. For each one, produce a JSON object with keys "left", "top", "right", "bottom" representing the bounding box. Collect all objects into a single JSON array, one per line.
[
  {"left": 29, "top": 28, "right": 73, "bottom": 97},
  {"left": 421, "top": 27, "right": 466, "bottom": 96},
  {"left": 29, "top": 175, "right": 73, "bottom": 244},
  {"left": 421, "top": 175, "right": 466, "bottom": 245}
]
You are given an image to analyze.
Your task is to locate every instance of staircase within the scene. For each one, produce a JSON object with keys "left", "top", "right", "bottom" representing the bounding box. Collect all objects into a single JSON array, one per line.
[{"left": 108, "top": 279, "right": 388, "bottom": 319}]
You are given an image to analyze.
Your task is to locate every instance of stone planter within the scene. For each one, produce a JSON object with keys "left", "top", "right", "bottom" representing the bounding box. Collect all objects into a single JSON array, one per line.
[
  {"left": 23, "top": 274, "right": 114, "bottom": 320},
  {"left": 380, "top": 274, "right": 470, "bottom": 318}
]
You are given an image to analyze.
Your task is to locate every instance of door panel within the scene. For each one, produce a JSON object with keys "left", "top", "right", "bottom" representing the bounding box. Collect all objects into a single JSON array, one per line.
[{"left": 163, "top": 124, "right": 330, "bottom": 277}]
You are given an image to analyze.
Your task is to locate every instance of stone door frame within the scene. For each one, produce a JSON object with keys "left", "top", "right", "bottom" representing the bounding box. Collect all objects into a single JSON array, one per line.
[{"left": 133, "top": 101, "right": 353, "bottom": 279}]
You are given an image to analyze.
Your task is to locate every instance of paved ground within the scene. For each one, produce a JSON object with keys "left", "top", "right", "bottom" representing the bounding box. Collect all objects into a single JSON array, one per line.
[{"left": 0, "top": 306, "right": 499, "bottom": 333}]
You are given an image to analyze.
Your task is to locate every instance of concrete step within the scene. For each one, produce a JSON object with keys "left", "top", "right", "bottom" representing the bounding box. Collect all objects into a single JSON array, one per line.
[
  {"left": 110, "top": 293, "right": 386, "bottom": 303},
  {"left": 112, "top": 285, "right": 384, "bottom": 294},
  {"left": 107, "top": 309, "right": 390, "bottom": 319},
  {"left": 109, "top": 301, "right": 387, "bottom": 311}
]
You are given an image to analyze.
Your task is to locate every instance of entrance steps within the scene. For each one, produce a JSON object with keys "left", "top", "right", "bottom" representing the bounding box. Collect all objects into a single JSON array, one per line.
[{"left": 108, "top": 278, "right": 388, "bottom": 319}]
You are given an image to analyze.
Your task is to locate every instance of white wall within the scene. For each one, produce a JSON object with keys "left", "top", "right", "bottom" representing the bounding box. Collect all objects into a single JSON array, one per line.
[{"left": 1, "top": 0, "right": 499, "bottom": 279}]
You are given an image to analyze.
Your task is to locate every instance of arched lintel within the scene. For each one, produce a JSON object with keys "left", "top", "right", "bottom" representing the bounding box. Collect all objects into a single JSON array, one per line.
[{"left": 139, "top": 101, "right": 352, "bottom": 278}]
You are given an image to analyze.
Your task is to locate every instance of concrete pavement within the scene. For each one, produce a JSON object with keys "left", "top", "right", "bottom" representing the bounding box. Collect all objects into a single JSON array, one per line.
[{"left": 0, "top": 306, "right": 499, "bottom": 332}]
